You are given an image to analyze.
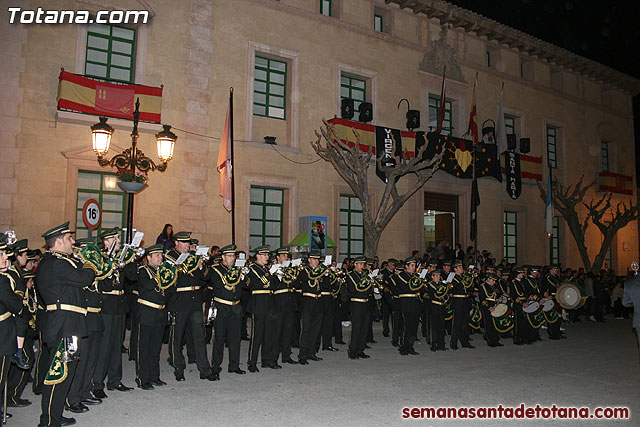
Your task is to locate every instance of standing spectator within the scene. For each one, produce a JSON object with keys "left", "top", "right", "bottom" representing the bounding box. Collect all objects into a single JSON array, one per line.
[
  {"left": 454, "top": 243, "right": 464, "bottom": 261},
  {"left": 156, "top": 224, "right": 174, "bottom": 252},
  {"left": 611, "top": 281, "right": 625, "bottom": 319}
]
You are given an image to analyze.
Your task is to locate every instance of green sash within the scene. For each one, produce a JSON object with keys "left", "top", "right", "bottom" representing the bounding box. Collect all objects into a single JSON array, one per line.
[
  {"left": 468, "top": 302, "right": 482, "bottom": 330},
  {"left": 44, "top": 339, "right": 68, "bottom": 385}
]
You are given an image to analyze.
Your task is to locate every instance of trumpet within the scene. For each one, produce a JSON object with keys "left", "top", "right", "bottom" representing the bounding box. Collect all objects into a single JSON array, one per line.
[
  {"left": 116, "top": 244, "right": 145, "bottom": 268},
  {"left": 61, "top": 336, "right": 79, "bottom": 362},
  {"left": 205, "top": 301, "right": 217, "bottom": 325}
]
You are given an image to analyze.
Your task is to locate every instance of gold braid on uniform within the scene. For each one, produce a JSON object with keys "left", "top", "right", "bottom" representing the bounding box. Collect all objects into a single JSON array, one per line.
[
  {"left": 117, "top": 247, "right": 136, "bottom": 266},
  {"left": 461, "top": 272, "right": 475, "bottom": 290},
  {"left": 179, "top": 254, "right": 202, "bottom": 275},
  {"left": 281, "top": 267, "right": 299, "bottom": 285},
  {"left": 431, "top": 281, "right": 449, "bottom": 299},
  {"left": 355, "top": 273, "right": 373, "bottom": 292},
  {"left": 307, "top": 264, "right": 328, "bottom": 281},
  {"left": 222, "top": 266, "right": 243, "bottom": 290},
  {"left": 409, "top": 274, "right": 424, "bottom": 292}
]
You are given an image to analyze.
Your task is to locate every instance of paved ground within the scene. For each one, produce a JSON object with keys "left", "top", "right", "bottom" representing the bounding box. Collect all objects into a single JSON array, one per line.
[{"left": 8, "top": 318, "right": 640, "bottom": 427}]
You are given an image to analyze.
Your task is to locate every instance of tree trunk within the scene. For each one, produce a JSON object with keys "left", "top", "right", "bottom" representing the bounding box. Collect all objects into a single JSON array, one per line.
[{"left": 364, "top": 228, "right": 381, "bottom": 259}]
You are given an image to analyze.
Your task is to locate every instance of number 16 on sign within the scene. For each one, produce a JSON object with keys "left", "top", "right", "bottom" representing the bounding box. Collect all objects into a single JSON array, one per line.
[{"left": 82, "top": 198, "right": 102, "bottom": 233}]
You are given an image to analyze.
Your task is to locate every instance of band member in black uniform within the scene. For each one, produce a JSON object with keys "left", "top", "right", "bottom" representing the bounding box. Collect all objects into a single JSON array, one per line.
[
  {"left": 365, "top": 258, "right": 377, "bottom": 345},
  {"left": 450, "top": 260, "right": 474, "bottom": 350},
  {"left": 135, "top": 244, "right": 169, "bottom": 389},
  {"left": 268, "top": 247, "right": 298, "bottom": 365},
  {"left": 479, "top": 273, "right": 503, "bottom": 347},
  {"left": 165, "top": 231, "right": 215, "bottom": 381},
  {"left": 297, "top": 251, "right": 326, "bottom": 365},
  {"left": 380, "top": 259, "right": 396, "bottom": 338},
  {"left": 318, "top": 261, "right": 340, "bottom": 353},
  {"left": 511, "top": 267, "right": 533, "bottom": 345},
  {"left": 421, "top": 260, "right": 437, "bottom": 343},
  {"left": 346, "top": 256, "right": 374, "bottom": 359},
  {"left": 441, "top": 261, "right": 453, "bottom": 335},
  {"left": 36, "top": 222, "right": 96, "bottom": 427},
  {"left": 245, "top": 245, "right": 275, "bottom": 372},
  {"left": 395, "top": 257, "right": 424, "bottom": 356},
  {"left": 65, "top": 238, "right": 104, "bottom": 413},
  {"left": 524, "top": 266, "right": 543, "bottom": 342},
  {"left": 541, "top": 265, "right": 563, "bottom": 339},
  {"left": 209, "top": 244, "right": 246, "bottom": 378},
  {"left": 0, "top": 234, "right": 24, "bottom": 421},
  {"left": 92, "top": 227, "right": 134, "bottom": 397},
  {"left": 389, "top": 262, "right": 404, "bottom": 347},
  {"left": 428, "top": 269, "right": 449, "bottom": 352}
]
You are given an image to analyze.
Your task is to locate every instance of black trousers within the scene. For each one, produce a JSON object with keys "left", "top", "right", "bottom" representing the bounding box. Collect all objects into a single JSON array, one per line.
[
  {"left": 264, "top": 310, "right": 282, "bottom": 365},
  {"left": 136, "top": 323, "right": 164, "bottom": 384},
  {"left": 421, "top": 301, "right": 432, "bottom": 343},
  {"left": 381, "top": 297, "right": 392, "bottom": 336},
  {"left": 7, "top": 333, "right": 34, "bottom": 403},
  {"left": 168, "top": 310, "right": 210, "bottom": 376},
  {"left": 547, "top": 314, "right": 562, "bottom": 339},
  {"left": 0, "top": 355, "right": 10, "bottom": 402},
  {"left": 451, "top": 298, "right": 471, "bottom": 347},
  {"left": 391, "top": 299, "right": 403, "bottom": 345},
  {"left": 68, "top": 332, "right": 100, "bottom": 406},
  {"left": 292, "top": 310, "right": 301, "bottom": 347},
  {"left": 212, "top": 306, "right": 242, "bottom": 372},
  {"left": 318, "top": 297, "right": 333, "bottom": 350},
  {"left": 481, "top": 307, "right": 500, "bottom": 346},
  {"left": 348, "top": 301, "right": 370, "bottom": 357},
  {"left": 298, "top": 298, "right": 323, "bottom": 361},
  {"left": 248, "top": 312, "right": 270, "bottom": 367},
  {"left": 430, "top": 304, "right": 446, "bottom": 350},
  {"left": 513, "top": 303, "right": 533, "bottom": 344},
  {"left": 32, "top": 332, "right": 50, "bottom": 395},
  {"left": 39, "top": 341, "right": 78, "bottom": 427},
  {"left": 332, "top": 299, "right": 343, "bottom": 342},
  {"left": 400, "top": 311, "right": 419, "bottom": 353},
  {"left": 128, "top": 306, "right": 139, "bottom": 361},
  {"left": 93, "top": 314, "right": 125, "bottom": 391},
  {"left": 278, "top": 310, "right": 296, "bottom": 361}
]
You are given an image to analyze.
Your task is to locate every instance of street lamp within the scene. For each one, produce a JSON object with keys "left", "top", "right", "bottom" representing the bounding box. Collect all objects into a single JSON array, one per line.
[{"left": 90, "top": 97, "right": 177, "bottom": 244}]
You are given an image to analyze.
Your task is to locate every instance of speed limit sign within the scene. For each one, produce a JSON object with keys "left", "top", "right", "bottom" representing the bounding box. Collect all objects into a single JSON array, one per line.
[{"left": 82, "top": 198, "right": 102, "bottom": 230}]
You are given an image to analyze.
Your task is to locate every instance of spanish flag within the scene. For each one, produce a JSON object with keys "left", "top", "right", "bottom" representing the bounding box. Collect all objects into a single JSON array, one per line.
[
  {"left": 599, "top": 171, "right": 633, "bottom": 195},
  {"left": 56, "top": 70, "right": 162, "bottom": 123}
]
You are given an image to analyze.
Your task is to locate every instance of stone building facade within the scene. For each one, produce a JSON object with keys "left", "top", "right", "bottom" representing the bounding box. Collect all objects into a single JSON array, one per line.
[{"left": 1, "top": 0, "right": 638, "bottom": 271}]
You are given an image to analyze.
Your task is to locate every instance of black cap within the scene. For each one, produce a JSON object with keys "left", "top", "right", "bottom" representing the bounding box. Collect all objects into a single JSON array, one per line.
[
  {"left": 452, "top": 260, "right": 463, "bottom": 268},
  {"left": 100, "top": 227, "right": 120, "bottom": 240},
  {"left": 404, "top": 256, "right": 419, "bottom": 265},
  {"left": 145, "top": 244, "right": 164, "bottom": 255},
  {"left": 42, "top": 221, "right": 74, "bottom": 240},
  {"left": 190, "top": 238, "right": 199, "bottom": 245},
  {"left": 275, "top": 246, "right": 291, "bottom": 255},
  {"left": 13, "top": 239, "right": 28, "bottom": 254},
  {"left": 309, "top": 251, "right": 323, "bottom": 259},
  {"left": 174, "top": 232, "right": 191, "bottom": 242},
  {"left": 254, "top": 245, "right": 271, "bottom": 255},
  {"left": 220, "top": 244, "right": 237, "bottom": 254}
]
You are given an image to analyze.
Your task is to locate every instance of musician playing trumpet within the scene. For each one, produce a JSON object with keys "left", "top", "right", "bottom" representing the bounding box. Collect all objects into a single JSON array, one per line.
[
  {"left": 268, "top": 247, "right": 299, "bottom": 365},
  {"left": 428, "top": 269, "right": 449, "bottom": 352},
  {"left": 135, "top": 244, "right": 169, "bottom": 390},
  {"left": 346, "top": 256, "right": 374, "bottom": 359}
]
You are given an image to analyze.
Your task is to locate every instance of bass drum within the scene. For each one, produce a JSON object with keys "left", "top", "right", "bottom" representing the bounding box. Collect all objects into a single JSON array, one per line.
[{"left": 556, "top": 283, "right": 581, "bottom": 309}]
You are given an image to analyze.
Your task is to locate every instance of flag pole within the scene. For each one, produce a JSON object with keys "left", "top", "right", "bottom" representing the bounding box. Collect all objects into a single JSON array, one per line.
[
  {"left": 229, "top": 87, "right": 236, "bottom": 245},
  {"left": 548, "top": 159, "right": 553, "bottom": 265}
]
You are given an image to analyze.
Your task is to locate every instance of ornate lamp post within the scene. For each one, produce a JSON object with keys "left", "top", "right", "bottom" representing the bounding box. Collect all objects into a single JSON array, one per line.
[{"left": 91, "top": 97, "right": 177, "bottom": 243}]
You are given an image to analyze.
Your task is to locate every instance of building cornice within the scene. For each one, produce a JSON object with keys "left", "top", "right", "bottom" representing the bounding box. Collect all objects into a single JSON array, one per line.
[{"left": 386, "top": 0, "right": 640, "bottom": 95}]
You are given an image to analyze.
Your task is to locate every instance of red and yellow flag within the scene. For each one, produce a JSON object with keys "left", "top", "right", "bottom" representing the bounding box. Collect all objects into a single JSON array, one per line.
[
  {"left": 56, "top": 70, "right": 162, "bottom": 123},
  {"left": 467, "top": 74, "right": 478, "bottom": 144}
]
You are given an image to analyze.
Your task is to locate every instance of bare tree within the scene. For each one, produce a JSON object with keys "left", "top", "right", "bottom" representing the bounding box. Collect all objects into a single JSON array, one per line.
[
  {"left": 312, "top": 119, "right": 444, "bottom": 257},
  {"left": 537, "top": 175, "right": 640, "bottom": 272}
]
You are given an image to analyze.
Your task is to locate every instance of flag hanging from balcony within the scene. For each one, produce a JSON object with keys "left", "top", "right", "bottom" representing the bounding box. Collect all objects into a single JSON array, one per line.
[
  {"left": 545, "top": 164, "right": 554, "bottom": 235},
  {"left": 56, "top": 70, "right": 163, "bottom": 123},
  {"left": 217, "top": 91, "right": 234, "bottom": 213}
]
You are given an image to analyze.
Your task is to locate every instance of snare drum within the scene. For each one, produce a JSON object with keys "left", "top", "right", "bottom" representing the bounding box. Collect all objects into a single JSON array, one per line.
[
  {"left": 491, "top": 303, "right": 509, "bottom": 318},
  {"left": 541, "top": 298, "right": 555, "bottom": 312},
  {"left": 522, "top": 300, "right": 540, "bottom": 313}
]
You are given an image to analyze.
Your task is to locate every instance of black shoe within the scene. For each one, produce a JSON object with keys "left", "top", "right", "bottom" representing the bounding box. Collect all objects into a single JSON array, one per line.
[
  {"left": 369, "top": 339, "right": 378, "bottom": 344},
  {"left": 298, "top": 359, "right": 309, "bottom": 365},
  {"left": 282, "top": 358, "right": 298, "bottom": 364},
  {"left": 228, "top": 368, "right": 246, "bottom": 374},
  {"left": 8, "top": 398, "right": 31, "bottom": 407},
  {"left": 391, "top": 342, "right": 399, "bottom": 347},
  {"left": 11, "top": 349, "right": 29, "bottom": 370},
  {"left": 81, "top": 397, "right": 102, "bottom": 405},
  {"left": 334, "top": 340, "right": 346, "bottom": 345},
  {"left": 60, "top": 416, "right": 77, "bottom": 426},
  {"left": 175, "top": 371, "right": 185, "bottom": 382},
  {"left": 92, "top": 390, "right": 107, "bottom": 399},
  {"left": 431, "top": 347, "right": 437, "bottom": 352},
  {"left": 364, "top": 344, "right": 371, "bottom": 349},
  {"left": 200, "top": 372, "right": 219, "bottom": 381},
  {"left": 241, "top": 336, "right": 250, "bottom": 341},
  {"left": 138, "top": 382, "right": 154, "bottom": 390},
  {"left": 107, "top": 382, "right": 133, "bottom": 392},
  {"left": 151, "top": 379, "right": 167, "bottom": 386},
  {"left": 308, "top": 355, "right": 323, "bottom": 361},
  {"left": 357, "top": 352, "right": 370, "bottom": 359},
  {"left": 383, "top": 332, "right": 390, "bottom": 337},
  {"left": 188, "top": 359, "right": 196, "bottom": 365},
  {"left": 291, "top": 343, "right": 300, "bottom": 348},
  {"left": 33, "top": 388, "right": 42, "bottom": 395},
  {"left": 248, "top": 365, "right": 259, "bottom": 373},
  {"left": 65, "top": 402, "right": 89, "bottom": 413},
  {"left": 121, "top": 346, "right": 128, "bottom": 354},
  {"left": 450, "top": 343, "right": 458, "bottom": 350},
  {"left": 322, "top": 346, "right": 339, "bottom": 352},
  {"left": 407, "top": 349, "right": 419, "bottom": 355},
  {"left": 0, "top": 412, "right": 12, "bottom": 419},
  {"left": 265, "top": 363, "right": 282, "bottom": 369},
  {"left": 461, "top": 344, "right": 476, "bottom": 349}
]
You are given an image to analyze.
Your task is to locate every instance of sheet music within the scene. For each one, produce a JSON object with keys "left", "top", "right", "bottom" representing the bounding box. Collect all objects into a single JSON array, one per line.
[
  {"left": 282, "top": 260, "right": 291, "bottom": 267},
  {"left": 235, "top": 259, "right": 246, "bottom": 267},
  {"left": 336, "top": 263, "right": 342, "bottom": 269},
  {"left": 324, "top": 255, "right": 332, "bottom": 266},
  {"left": 445, "top": 272, "right": 456, "bottom": 283},
  {"left": 175, "top": 253, "right": 189, "bottom": 265},
  {"left": 195, "top": 246, "right": 209, "bottom": 256},
  {"left": 131, "top": 231, "right": 144, "bottom": 247},
  {"left": 269, "top": 264, "right": 280, "bottom": 275},
  {"left": 419, "top": 269, "right": 428, "bottom": 279},
  {"left": 291, "top": 258, "right": 302, "bottom": 267}
]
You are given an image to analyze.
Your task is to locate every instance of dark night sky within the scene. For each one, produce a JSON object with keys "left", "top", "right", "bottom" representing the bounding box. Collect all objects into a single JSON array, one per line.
[{"left": 448, "top": 0, "right": 640, "bottom": 180}]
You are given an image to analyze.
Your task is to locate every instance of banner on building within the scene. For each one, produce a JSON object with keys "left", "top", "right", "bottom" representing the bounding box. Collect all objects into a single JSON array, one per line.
[
  {"left": 499, "top": 152, "right": 542, "bottom": 181},
  {"left": 56, "top": 70, "right": 163, "bottom": 123},
  {"left": 504, "top": 151, "right": 522, "bottom": 199},
  {"left": 328, "top": 118, "right": 502, "bottom": 182}
]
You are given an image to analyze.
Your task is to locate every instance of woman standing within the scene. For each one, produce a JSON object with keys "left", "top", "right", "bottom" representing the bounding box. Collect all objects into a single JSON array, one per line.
[{"left": 156, "top": 224, "right": 174, "bottom": 252}]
